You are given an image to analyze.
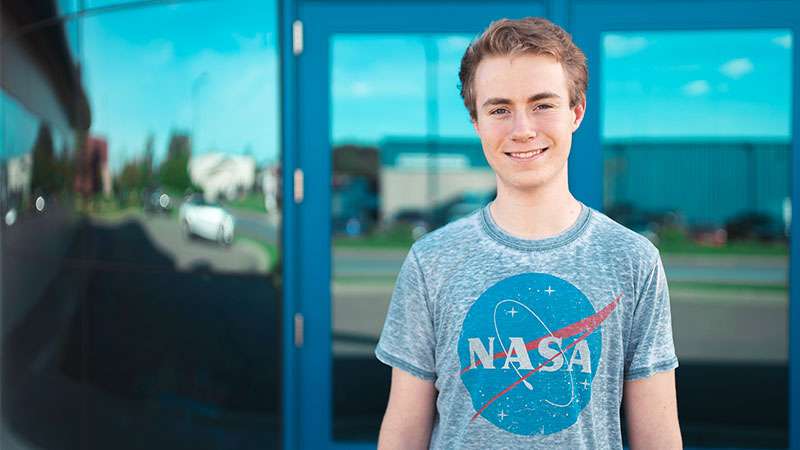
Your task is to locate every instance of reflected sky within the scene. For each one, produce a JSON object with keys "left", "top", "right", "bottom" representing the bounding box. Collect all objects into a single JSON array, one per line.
[
  {"left": 80, "top": 0, "right": 279, "bottom": 172},
  {"left": 602, "top": 30, "right": 792, "bottom": 140},
  {"left": 77, "top": 1, "right": 794, "bottom": 174}
]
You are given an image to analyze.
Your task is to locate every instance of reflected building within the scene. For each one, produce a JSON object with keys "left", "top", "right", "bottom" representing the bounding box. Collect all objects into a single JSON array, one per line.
[
  {"left": 189, "top": 153, "right": 256, "bottom": 203},
  {"left": 1, "top": 1, "right": 282, "bottom": 449}
]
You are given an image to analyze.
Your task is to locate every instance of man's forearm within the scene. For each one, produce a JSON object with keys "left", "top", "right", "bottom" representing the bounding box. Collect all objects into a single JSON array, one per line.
[{"left": 377, "top": 409, "right": 433, "bottom": 450}]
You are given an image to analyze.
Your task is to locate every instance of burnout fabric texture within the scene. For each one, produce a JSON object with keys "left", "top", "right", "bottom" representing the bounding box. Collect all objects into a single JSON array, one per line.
[{"left": 375, "top": 202, "right": 678, "bottom": 449}]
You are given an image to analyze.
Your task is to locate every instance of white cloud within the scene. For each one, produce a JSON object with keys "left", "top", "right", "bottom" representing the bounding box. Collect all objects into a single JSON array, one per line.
[
  {"left": 232, "top": 32, "right": 272, "bottom": 52},
  {"left": 720, "top": 58, "right": 754, "bottom": 79},
  {"left": 682, "top": 80, "right": 710, "bottom": 96},
  {"left": 350, "top": 81, "right": 373, "bottom": 98},
  {"left": 603, "top": 34, "right": 648, "bottom": 58},
  {"left": 772, "top": 34, "right": 792, "bottom": 49}
]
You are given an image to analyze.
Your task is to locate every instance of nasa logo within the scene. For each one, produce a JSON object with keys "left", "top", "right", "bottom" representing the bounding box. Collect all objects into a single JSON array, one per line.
[{"left": 457, "top": 272, "right": 620, "bottom": 435}]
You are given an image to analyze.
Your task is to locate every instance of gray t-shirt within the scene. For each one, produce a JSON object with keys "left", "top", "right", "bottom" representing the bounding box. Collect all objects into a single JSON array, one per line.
[{"left": 375, "top": 201, "right": 678, "bottom": 449}]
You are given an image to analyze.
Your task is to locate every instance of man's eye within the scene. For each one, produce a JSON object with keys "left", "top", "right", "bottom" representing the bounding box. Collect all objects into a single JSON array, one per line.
[
  {"left": 534, "top": 104, "right": 554, "bottom": 111},
  {"left": 490, "top": 108, "right": 509, "bottom": 115}
]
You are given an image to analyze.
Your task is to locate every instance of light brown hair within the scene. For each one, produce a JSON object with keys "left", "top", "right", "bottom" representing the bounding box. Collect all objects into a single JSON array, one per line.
[{"left": 459, "top": 17, "right": 588, "bottom": 121}]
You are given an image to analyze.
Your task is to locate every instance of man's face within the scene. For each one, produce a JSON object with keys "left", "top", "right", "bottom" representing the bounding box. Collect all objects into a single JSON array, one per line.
[{"left": 471, "top": 53, "right": 585, "bottom": 196}]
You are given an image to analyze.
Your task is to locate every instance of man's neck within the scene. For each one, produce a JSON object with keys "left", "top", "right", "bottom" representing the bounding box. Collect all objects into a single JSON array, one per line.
[{"left": 489, "top": 182, "right": 582, "bottom": 240}]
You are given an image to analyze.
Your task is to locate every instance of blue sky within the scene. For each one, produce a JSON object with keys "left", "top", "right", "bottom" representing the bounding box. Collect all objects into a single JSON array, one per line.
[
  {"left": 71, "top": 1, "right": 793, "bottom": 173},
  {"left": 601, "top": 30, "right": 793, "bottom": 140},
  {"left": 79, "top": 0, "right": 279, "bottom": 172}
]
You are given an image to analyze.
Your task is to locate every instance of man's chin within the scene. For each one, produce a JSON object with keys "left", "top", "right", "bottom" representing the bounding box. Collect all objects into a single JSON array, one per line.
[{"left": 496, "top": 172, "right": 565, "bottom": 196}]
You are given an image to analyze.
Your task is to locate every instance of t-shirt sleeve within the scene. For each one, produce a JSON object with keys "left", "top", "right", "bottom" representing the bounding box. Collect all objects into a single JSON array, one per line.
[
  {"left": 374, "top": 247, "right": 437, "bottom": 381},
  {"left": 624, "top": 252, "right": 679, "bottom": 381}
]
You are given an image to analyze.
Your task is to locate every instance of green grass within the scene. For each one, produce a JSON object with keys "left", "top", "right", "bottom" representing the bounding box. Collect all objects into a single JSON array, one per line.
[
  {"left": 332, "top": 227, "right": 788, "bottom": 257},
  {"left": 83, "top": 196, "right": 140, "bottom": 221},
  {"left": 669, "top": 281, "right": 787, "bottom": 293},
  {"left": 225, "top": 194, "right": 267, "bottom": 213},
  {"left": 658, "top": 240, "right": 788, "bottom": 256},
  {"left": 333, "top": 224, "right": 416, "bottom": 249},
  {"left": 333, "top": 275, "right": 398, "bottom": 285},
  {"left": 234, "top": 235, "right": 279, "bottom": 272}
]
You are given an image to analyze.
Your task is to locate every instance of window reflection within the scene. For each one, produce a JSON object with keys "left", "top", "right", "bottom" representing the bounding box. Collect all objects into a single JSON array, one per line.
[
  {"left": 1, "top": 1, "right": 281, "bottom": 449},
  {"left": 330, "top": 34, "right": 481, "bottom": 441},
  {"left": 602, "top": 30, "right": 792, "bottom": 448}
]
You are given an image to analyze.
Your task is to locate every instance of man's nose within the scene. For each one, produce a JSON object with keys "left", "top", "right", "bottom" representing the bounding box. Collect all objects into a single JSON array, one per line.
[{"left": 510, "top": 112, "right": 536, "bottom": 142}]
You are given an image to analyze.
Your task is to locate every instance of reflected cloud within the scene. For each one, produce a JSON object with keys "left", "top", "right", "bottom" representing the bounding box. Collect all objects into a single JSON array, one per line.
[
  {"left": 349, "top": 81, "right": 373, "bottom": 98},
  {"left": 232, "top": 31, "right": 274, "bottom": 51},
  {"left": 332, "top": 74, "right": 424, "bottom": 100},
  {"left": 772, "top": 33, "right": 792, "bottom": 49},
  {"left": 720, "top": 57, "right": 754, "bottom": 79},
  {"left": 83, "top": 14, "right": 279, "bottom": 175},
  {"left": 603, "top": 34, "right": 648, "bottom": 58},
  {"left": 682, "top": 79, "right": 710, "bottom": 96}
]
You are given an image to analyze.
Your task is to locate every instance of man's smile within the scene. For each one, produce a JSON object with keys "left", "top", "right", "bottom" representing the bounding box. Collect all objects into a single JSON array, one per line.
[{"left": 505, "top": 147, "right": 548, "bottom": 160}]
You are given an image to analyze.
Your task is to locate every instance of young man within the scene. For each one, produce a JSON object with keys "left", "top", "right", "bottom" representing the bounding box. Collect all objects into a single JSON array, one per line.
[{"left": 375, "top": 17, "right": 681, "bottom": 449}]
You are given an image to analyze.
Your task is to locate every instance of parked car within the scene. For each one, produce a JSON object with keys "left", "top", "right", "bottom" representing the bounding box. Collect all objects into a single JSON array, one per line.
[
  {"left": 725, "top": 211, "right": 784, "bottom": 242},
  {"left": 391, "top": 190, "right": 496, "bottom": 238},
  {"left": 143, "top": 187, "right": 172, "bottom": 214},
  {"left": 179, "top": 194, "right": 235, "bottom": 246}
]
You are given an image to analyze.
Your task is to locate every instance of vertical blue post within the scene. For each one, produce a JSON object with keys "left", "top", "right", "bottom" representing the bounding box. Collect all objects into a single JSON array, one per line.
[
  {"left": 280, "top": 0, "right": 298, "bottom": 448},
  {"left": 567, "top": 24, "right": 603, "bottom": 211},
  {"left": 790, "top": 21, "right": 800, "bottom": 450}
]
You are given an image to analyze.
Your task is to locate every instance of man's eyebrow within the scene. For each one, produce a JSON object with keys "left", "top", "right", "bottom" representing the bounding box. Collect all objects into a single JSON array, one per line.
[{"left": 481, "top": 92, "right": 562, "bottom": 108}]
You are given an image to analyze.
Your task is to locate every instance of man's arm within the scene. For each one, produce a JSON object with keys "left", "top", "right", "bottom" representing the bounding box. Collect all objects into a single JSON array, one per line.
[
  {"left": 377, "top": 368, "right": 438, "bottom": 450},
  {"left": 623, "top": 369, "right": 682, "bottom": 449}
]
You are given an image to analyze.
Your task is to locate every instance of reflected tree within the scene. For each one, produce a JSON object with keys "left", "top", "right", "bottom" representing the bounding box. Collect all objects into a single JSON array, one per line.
[
  {"left": 159, "top": 131, "right": 193, "bottom": 193},
  {"left": 29, "top": 124, "right": 57, "bottom": 198}
]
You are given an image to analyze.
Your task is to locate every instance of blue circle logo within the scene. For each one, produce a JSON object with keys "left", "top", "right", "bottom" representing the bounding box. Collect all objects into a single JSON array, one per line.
[{"left": 458, "top": 273, "right": 616, "bottom": 435}]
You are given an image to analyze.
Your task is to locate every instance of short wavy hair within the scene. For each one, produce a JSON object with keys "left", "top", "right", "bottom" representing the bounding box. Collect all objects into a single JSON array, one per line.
[{"left": 459, "top": 17, "right": 588, "bottom": 121}]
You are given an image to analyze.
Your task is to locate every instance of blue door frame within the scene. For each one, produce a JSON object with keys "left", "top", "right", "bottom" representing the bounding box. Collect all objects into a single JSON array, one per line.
[
  {"left": 289, "top": 2, "right": 551, "bottom": 449},
  {"left": 281, "top": 1, "right": 800, "bottom": 449}
]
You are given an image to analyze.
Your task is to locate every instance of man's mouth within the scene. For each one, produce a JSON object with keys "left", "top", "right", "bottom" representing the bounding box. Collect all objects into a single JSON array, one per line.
[{"left": 505, "top": 147, "right": 548, "bottom": 160}]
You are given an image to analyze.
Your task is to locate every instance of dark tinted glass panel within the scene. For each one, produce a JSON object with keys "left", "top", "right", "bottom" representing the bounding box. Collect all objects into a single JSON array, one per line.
[
  {"left": 602, "top": 29, "right": 792, "bottom": 447},
  {"left": 1, "top": 1, "right": 281, "bottom": 449}
]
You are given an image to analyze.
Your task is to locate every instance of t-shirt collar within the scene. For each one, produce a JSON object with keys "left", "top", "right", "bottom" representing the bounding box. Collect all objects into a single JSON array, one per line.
[{"left": 480, "top": 200, "right": 592, "bottom": 251}]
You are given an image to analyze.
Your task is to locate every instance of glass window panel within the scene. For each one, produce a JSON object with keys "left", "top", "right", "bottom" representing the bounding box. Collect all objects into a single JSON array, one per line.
[
  {"left": 1, "top": 1, "right": 282, "bottom": 449},
  {"left": 602, "top": 29, "right": 792, "bottom": 448},
  {"left": 330, "top": 33, "right": 484, "bottom": 442}
]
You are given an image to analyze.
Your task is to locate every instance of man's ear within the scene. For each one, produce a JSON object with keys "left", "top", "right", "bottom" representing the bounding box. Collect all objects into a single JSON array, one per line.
[
  {"left": 572, "top": 98, "right": 587, "bottom": 132},
  {"left": 472, "top": 117, "right": 480, "bottom": 134}
]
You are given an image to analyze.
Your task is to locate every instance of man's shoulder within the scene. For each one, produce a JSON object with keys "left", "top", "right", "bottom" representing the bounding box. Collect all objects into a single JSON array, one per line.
[
  {"left": 587, "top": 207, "right": 661, "bottom": 266},
  {"left": 410, "top": 210, "right": 483, "bottom": 261}
]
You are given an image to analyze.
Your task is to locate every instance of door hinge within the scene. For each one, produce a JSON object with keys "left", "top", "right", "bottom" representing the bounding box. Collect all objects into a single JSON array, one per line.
[
  {"left": 293, "top": 20, "right": 303, "bottom": 56},
  {"left": 293, "top": 168, "right": 304, "bottom": 203},
  {"left": 294, "top": 313, "right": 304, "bottom": 348}
]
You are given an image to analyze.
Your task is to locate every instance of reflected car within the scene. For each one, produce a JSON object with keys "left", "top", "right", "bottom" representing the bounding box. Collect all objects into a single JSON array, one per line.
[
  {"left": 428, "top": 190, "right": 496, "bottom": 230},
  {"left": 725, "top": 211, "right": 785, "bottom": 242},
  {"left": 392, "top": 190, "right": 496, "bottom": 237},
  {"left": 179, "top": 194, "right": 235, "bottom": 246},
  {"left": 144, "top": 188, "right": 172, "bottom": 214}
]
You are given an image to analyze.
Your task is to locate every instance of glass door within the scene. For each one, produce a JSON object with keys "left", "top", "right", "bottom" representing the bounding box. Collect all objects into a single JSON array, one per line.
[
  {"left": 295, "top": 2, "right": 551, "bottom": 449},
  {"left": 570, "top": 1, "right": 800, "bottom": 448}
]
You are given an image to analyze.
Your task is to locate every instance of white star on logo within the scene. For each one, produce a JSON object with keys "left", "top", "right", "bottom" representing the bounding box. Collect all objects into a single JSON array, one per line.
[
  {"left": 580, "top": 380, "right": 591, "bottom": 389},
  {"left": 545, "top": 286, "right": 555, "bottom": 295},
  {"left": 506, "top": 307, "right": 518, "bottom": 318},
  {"left": 498, "top": 410, "right": 508, "bottom": 421}
]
